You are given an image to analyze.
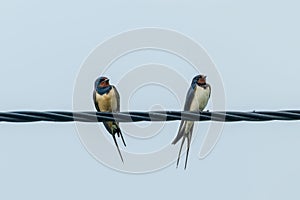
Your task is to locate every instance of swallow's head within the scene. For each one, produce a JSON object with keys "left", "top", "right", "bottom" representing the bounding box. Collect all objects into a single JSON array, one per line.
[
  {"left": 192, "top": 74, "right": 207, "bottom": 87},
  {"left": 94, "top": 76, "right": 110, "bottom": 89}
]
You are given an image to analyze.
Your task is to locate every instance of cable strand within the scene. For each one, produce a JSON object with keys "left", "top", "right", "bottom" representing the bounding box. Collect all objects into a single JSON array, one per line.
[{"left": 1, "top": 110, "right": 300, "bottom": 123}]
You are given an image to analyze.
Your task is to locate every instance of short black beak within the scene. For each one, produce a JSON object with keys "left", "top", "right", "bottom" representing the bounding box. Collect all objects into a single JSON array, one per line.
[{"left": 104, "top": 79, "right": 110, "bottom": 82}]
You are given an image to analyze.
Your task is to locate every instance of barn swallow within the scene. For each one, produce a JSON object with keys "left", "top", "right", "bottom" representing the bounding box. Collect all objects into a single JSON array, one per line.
[
  {"left": 93, "top": 76, "right": 126, "bottom": 162},
  {"left": 172, "top": 75, "right": 211, "bottom": 169}
]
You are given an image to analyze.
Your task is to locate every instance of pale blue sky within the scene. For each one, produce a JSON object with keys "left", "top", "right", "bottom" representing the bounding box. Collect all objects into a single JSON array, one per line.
[{"left": 1, "top": 0, "right": 300, "bottom": 199}]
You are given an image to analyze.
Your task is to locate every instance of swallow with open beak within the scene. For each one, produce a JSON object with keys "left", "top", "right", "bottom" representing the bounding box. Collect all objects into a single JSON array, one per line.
[{"left": 172, "top": 74, "right": 211, "bottom": 169}]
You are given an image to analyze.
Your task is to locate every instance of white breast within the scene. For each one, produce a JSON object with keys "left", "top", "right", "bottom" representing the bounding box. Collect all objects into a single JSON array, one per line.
[
  {"left": 184, "top": 85, "right": 210, "bottom": 133},
  {"left": 95, "top": 88, "right": 118, "bottom": 112},
  {"left": 189, "top": 85, "right": 210, "bottom": 112}
]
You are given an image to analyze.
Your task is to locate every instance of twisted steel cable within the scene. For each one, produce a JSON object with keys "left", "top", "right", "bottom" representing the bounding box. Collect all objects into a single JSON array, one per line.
[{"left": 0, "top": 110, "right": 300, "bottom": 123}]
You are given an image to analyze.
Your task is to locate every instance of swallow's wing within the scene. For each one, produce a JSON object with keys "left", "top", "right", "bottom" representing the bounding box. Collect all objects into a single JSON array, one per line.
[
  {"left": 172, "top": 86, "right": 195, "bottom": 144},
  {"left": 93, "top": 90, "right": 100, "bottom": 111},
  {"left": 183, "top": 86, "right": 196, "bottom": 111},
  {"left": 172, "top": 120, "right": 185, "bottom": 144},
  {"left": 102, "top": 121, "right": 113, "bottom": 134},
  {"left": 112, "top": 86, "right": 120, "bottom": 112},
  {"left": 206, "top": 84, "right": 211, "bottom": 98},
  {"left": 111, "top": 86, "right": 120, "bottom": 127},
  {"left": 111, "top": 86, "right": 126, "bottom": 146}
]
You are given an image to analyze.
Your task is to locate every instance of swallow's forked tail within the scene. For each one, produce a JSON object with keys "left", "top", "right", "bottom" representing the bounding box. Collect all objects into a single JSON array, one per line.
[
  {"left": 112, "top": 134, "right": 124, "bottom": 163},
  {"left": 103, "top": 121, "right": 127, "bottom": 163},
  {"left": 172, "top": 121, "right": 193, "bottom": 169},
  {"left": 174, "top": 133, "right": 191, "bottom": 169},
  {"left": 112, "top": 124, "right": 126, "bottom": 163},
  {"left": 116, "top": 125, "right": 126, "bottom": 147}
]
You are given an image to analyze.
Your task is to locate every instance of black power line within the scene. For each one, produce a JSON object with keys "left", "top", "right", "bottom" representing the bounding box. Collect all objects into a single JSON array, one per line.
[{"left": 0, "top": 110, "right": 300, "bottom": 123}]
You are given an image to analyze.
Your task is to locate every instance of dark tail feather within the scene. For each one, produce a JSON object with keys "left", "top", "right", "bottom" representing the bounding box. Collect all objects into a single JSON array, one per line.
[
  {"left": 116, "top": 126, "right": 126, "bottom": 147},
  {"left": 112, "top": 134, "right": 124, "bottom": 163},
  {"left": 176, "top": 136, "right": 186, "bottom": 168},
  {"left": 174, "top": 122, "right": 193, "bottom": 169},
  {"left": 184, "top": 134, "right": 191, "bottom": 170}
]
